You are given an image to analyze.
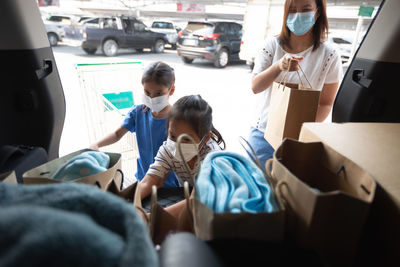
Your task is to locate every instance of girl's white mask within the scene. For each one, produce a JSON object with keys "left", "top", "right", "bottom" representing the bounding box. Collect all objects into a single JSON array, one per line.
[
  {"left": 142, "top": 94, "right": 169, "bottom": 113},
  {"left": 166, "top": 138, "right": 201, "bottom": 162}
]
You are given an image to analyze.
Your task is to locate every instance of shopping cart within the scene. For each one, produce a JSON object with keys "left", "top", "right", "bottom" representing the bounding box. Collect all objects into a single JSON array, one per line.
[{"left": 75, "top": 61, "right": 144, "bottom": 188}]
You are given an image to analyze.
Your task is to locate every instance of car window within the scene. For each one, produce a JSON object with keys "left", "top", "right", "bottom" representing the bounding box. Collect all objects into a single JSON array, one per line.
[
  {"left": 332, "top": 37, "right": 352, "bottom": 44},
  {"left": 134, "top": 21, "right": 146, "bottom": 31},
  {"left": 153, "top": 22, "right": 174, "bottom": 29},
  {"left": 215, "top": 23, "right": 229, "bottom": 34},
  {"left": 184, "top": 22, "right": 214, "bottom": 35},
  {"left": 229, "top": 23, "right": 242, "bottom": 36},
  {"left": 101, "top": 18, "right": 118, "bottom": 29},
  {"left": 123, "top": 19, "right": 132, "bottom": 34},
  {"left": 85, "top": 18, "right": 99, "bottom": 24}
]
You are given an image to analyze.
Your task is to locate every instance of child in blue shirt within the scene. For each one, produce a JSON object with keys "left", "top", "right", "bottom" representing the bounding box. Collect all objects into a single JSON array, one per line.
[{"left": 90, "top": 62, "right": 179, "bottom": 187}]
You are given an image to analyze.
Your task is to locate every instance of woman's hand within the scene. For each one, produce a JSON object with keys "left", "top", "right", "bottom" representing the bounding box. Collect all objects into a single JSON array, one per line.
[{"left": 278, "top": 54, "right": 304, "bottom": 72}]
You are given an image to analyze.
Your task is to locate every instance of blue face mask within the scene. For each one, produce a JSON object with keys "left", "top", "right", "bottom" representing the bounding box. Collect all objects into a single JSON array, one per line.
[{"left": 286, "top": 11, "right": 315, "bottom": 36}]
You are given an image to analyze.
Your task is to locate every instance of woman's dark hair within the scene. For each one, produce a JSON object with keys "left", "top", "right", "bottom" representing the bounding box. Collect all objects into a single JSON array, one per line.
[
  {"left": 279, "top": 0, "right": 329, "bottom": 51},
  {"left": 167, "top": 95, "right": 225, "bottom": 149},
  {"left": 141, "top": 61, "right": 175, "bottom": 88}
]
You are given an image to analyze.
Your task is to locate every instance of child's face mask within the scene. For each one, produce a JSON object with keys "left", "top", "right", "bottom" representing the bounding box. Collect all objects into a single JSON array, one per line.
[
  {"left": 166, "top": 137, "right": 205, "bottom": 162},
  {"left": 142, "top": 94, "right": 169, "bottom": 113}
]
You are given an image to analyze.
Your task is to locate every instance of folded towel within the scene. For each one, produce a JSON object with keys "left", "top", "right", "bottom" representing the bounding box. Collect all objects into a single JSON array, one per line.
[
  {"left": 0, "top": 182, "right": 158, "bottom": 267},
  {"left": 196, "top": 151, "right": 279, "bottom": 213},
  {"left": 52, "top": 151, "right": 110, "bottom": 181}
]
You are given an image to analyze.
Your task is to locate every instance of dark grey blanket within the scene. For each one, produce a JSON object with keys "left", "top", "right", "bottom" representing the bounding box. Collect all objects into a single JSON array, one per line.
[{"left": 0, "top": 182, "right": 158, "bottom": 267}]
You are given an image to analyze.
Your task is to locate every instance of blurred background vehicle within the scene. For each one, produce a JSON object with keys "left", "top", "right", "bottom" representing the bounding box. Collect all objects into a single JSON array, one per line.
[
  {"left": 150, "top": 20, "right": 179, "bottom": 49},
  {"left": 177, "top": 21, "right": 243, "bottom": 68},
  {"left": 43, "top": 20, "right": 65, "bottom": 46},
  {"left": 327, "top": 31, "right": 355, "bottom": 63},
  {"left": 81, "top": 16, "right": 168, "bottom": 56}
]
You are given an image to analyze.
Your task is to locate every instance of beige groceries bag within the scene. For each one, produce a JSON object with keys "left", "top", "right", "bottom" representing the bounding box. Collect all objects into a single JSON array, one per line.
[
  {"left": 264, "top": 66, "right": 320, "bottom": 150},
  {"left": 267, "top": 139, "right": 376, "bottom": 265},
  {"left": 22, "top": 149, "right": 121, "bottom": 190},
  {"left": 0, "top": 171, "right": 18, "bottom": 184},
  {"left": 193, "top": 196, "right": 285, "bottom": 242},
  {"left": 191, "top": 137, "right": 286, "bottom": 242}
]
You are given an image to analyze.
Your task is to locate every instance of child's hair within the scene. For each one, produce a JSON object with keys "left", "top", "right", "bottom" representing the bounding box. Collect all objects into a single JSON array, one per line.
[
  {"left": 141, "top": 61, "right": 175, "bottom": 88},
  {"left": 167, "top": 95, "right": 225, "bottom": 149}
]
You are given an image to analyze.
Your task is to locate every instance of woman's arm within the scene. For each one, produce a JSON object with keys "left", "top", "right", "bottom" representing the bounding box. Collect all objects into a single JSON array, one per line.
[
  {"left": 316, "top": 82, "right": 340, "bottom": 122},
  {"left": 138, "top": 173, "right": 168, "bottom": 200},
  {"left": 89, "top": 126, "right": 128, "bottom": 150},
  {"left": 251, "top": 55, "right": 304, "bottom": 94}
]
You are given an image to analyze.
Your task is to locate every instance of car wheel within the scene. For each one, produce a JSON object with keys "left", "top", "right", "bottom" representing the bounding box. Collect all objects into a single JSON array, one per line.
[
  {"left": 83, "top": 47, "right": 97, "bottom": 55},
  {"left": 47, "top": 33, "right": 58, "bottom": 46},
  {"left": 153, "top": 39, "right": 165, "bottom": 53},
  {"left": 214, "top": 48, "right": 229, "bottom": 68},
  {"left": 181, "top": 56, "right": 194, "bottom": 64},
  {"left": 102, "top": 39, "right": 118, "bottom": 57}
]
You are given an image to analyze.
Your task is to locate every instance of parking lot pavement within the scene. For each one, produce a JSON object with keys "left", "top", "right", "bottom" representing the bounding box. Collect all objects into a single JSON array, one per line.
[{"left": 53, "top": 44, "right": 260, "bottom": 178}]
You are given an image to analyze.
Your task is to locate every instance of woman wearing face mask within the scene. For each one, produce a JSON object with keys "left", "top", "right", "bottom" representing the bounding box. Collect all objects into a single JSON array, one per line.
[
  {"left": 249, "top": 0, "right": 343, "bottom": 169},
  {"left": 138, "top": 95, "right": 225, "bottom": 216},
  {"left": 89, "top": 61, "right": 179, "bottom": 188}
]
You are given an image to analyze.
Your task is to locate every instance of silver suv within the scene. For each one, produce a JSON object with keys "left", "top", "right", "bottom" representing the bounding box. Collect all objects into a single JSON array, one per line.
[{"left": 150, "top": 21, "right": 178, "bottom": 49}]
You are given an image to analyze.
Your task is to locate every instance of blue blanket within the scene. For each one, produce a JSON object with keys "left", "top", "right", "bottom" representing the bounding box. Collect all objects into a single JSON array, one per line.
[
  {"left": 0, "top": 182, "right": 157, "bottom": 267},
  {"left": 52, "top": 151, "right": 110, "bottom": 181},
  {"left": 196, "top": 151, "right": 280, "bottom": 213}
]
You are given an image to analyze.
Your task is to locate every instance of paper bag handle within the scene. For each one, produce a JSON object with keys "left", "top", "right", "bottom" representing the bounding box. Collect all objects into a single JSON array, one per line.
[
  {"left": 275, "top": 179, "right": 289, "bottom": 210},
  {"left": 133, "top": 183, "right": 149, "bottom": 225},
  {"left": 265, "top": 158, "right": 278, "bottom": 185},
  {"left": 184, "top": 181, "right": 194, "bottom": 226},
  {"left": 278, "top": 58, "right": 313, "bottom": 90},
  {"left": 149, "top": 185, "right": 158, "bottom": 239}
]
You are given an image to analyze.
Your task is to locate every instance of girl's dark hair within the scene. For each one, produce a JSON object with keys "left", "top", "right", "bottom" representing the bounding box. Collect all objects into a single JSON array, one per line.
[
  {"left": 279, "top": 0, "right": 329, "bottom": 51},
  {"left": 167, "top": 95, "right": 225, "bottom": 149},
  {"left": 141, "top": 61, "right": 175, "bottom": 88}
]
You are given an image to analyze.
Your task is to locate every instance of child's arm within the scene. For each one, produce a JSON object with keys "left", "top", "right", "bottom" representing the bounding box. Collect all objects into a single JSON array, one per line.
[
  {"left": 138, "top": 173, "right": 169, "bottom": 200},
  {"left": 165, "top": 200, "right": 186, "bottom": 217},
  {"left": 89, "top": 126, "right": 128, "bottom": 150}
]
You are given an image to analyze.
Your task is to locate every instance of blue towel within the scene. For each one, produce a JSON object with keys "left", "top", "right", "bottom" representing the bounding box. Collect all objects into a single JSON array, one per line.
[
  {"left": 0, "top": 182, "right": 158, "bottom": 267},
  {"left": 52, "top": 151, "right": 110, "bottom": 181},
  {"left": 196, "top": 151, "right": 280, "bottom": 213}
]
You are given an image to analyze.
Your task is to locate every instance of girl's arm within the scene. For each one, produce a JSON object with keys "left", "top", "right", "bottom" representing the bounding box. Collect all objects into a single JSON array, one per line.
[
  {"left": 251, "top": 55, "right": 303, "bottom": 94},
  {"left": 316, "top": 82, "right": 340, "bottom": 122},
  {"left": 89, "top": 126, "right": 128, "bottom": 150},
  {"left": 138, "top": 173, "right": 169, "bottom": 200}
]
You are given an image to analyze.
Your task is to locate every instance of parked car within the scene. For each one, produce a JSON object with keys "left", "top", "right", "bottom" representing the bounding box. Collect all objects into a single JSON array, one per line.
[
  {"left": 177, "top": 21, "right": 243, "bottom": 68},
  {"left": 81, "top": 16, "right": 168, "bottom": 56},
  {"left": 41, "top": 13, "right": 86, "bottom": 45},
  {"left": 43, "top": 21, "right": 65, "bottom": 46},
  {"left": 150, "top": 21, "right": 179, "bottom": 49},
  {"left": 328, "top": 34, "right": 353, "bottom": 63}
]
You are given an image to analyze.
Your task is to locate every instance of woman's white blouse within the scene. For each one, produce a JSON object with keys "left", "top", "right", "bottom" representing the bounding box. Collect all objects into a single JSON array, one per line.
[{"left": 252, "top": 37, "right": 343, "bottom": 131}]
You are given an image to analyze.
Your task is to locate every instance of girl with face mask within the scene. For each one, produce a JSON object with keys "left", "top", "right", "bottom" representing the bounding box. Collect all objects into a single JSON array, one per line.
[
  {"left": 249, "top": 0, "right": 343, "bottom": 170},
  {"left": 89, "top": 61, "right": 179, "bottom": 188},
  {"left": 139, "top": 95, "right": 225, "bottom": 216}
]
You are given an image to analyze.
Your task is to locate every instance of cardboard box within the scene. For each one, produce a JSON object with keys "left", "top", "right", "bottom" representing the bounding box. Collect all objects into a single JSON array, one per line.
[{"left": 299, "top": 122, "right": 400, "bottom": 266}]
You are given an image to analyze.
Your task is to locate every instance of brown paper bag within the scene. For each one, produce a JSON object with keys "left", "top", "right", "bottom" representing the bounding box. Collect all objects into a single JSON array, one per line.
[
  {"left": 193, "top": 198, "right": 285, "bottom": 242},
  {"left": 191, "top": 137, "right": 286, "bottom": 242},
  {"left": 149, "top": 185, "right": 178, "bottom": 245},
  {"left": 264, "top": 68, "right": 320, "bottom": 149},
  {"left": 267, "top": 138, "right": 376, "bottom": 265},
  {"left": 22, "top": 148, "right": 121, "bottom": 190}
]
